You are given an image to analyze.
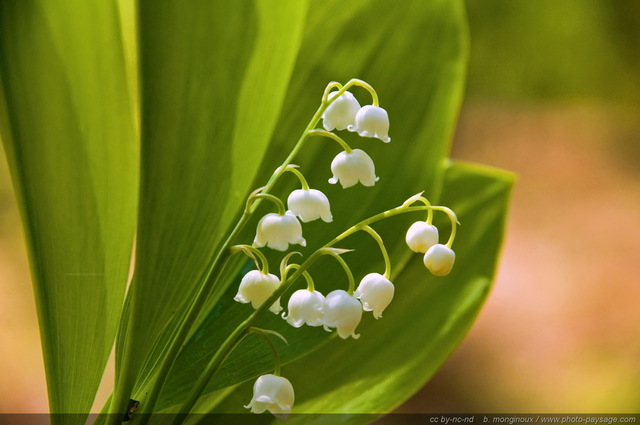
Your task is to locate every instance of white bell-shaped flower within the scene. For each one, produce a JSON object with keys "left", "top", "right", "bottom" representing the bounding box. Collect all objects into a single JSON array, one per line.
[
  {"left": 322, "top": 90, "right": 361, "bottom": 131},
  {"left": 328, "top": 149, "right": 379, "bottom": 189},
  {"left": 322, "top": 289, "right": 362, "bottom": 339},
  {"left": 347, "top": 105, "right": 391, "bottom": 143},
  {"left": 244, "top": 374, "right": 295, "bottom": 416},
  {"left": 287, "top": 189, "right": 333, "bottom": 223},
  {"left": 405, "top": 221, "right": 439, "bottom": 253},
  {"left": 234, "top": 270, "right": 282, "bottom": 314},
  {"left": 253, "top": 211, "right": 306, "bottom": 252},
  {"left": 423, "top": 244, "right": 456, "bottom": 276},
  {"left": 354, "top": 273, "right": 395, "bottom": 319},
  {"left": 282, "top": 289, "right": 325, "bottom": 328}
]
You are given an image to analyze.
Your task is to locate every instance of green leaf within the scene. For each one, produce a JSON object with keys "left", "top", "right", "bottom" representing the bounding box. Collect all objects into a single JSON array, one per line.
[
  {"left": 148, "top": 0, "right": 471, "bottom": 411},
  {"left": 110, "top": 0, "right": 309, "bottom": 416},
  {"left": 207, "top": 161, "right": 515, "bottom": 421},
  {"left": 0, "top": 1, "right": 137, "bottom": 423}
]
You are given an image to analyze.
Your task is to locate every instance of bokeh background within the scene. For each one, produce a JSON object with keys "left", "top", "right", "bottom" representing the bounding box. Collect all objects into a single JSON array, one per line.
[{"left": 1, "top": 0, "right": 639, "bottom": 414}]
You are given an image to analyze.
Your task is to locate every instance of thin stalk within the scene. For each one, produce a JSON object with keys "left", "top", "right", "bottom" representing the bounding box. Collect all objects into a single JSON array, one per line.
[
  {"left": 306, "top": 129, "right": 353, "bottom": 153},
  {"left": 284, "top": 264, "right": 315, "bottom": 292},
  {"left": 361, "top": 225, "right": 391, "bottom": 279},
  {"left": 283, "top": 165, "right": 310, "bottom": 190},
  {"left": 231, "top": 245, "right": 270, "bottom": 274},
  {"left": 320, "top": 248, "right": 356, "bottom": 295}
]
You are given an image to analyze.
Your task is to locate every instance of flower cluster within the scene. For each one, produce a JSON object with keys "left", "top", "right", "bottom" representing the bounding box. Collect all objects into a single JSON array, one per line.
[{"left": 229, "top": 80, "right": 458, "bottom": 417}]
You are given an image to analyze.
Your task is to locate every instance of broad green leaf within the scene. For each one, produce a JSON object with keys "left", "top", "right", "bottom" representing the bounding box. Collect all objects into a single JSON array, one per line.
[
  {"left": 206, "top": 161, "right": 515, "bottom": 422},
  {"left": 149, "top": 0, "right": 470, "bottom": 411},
  {"left": 0, "top": 1, "right": 137, "bottom": 423},
  {"left": 110, "top": 0, "right": 309, "bottom": 416}
]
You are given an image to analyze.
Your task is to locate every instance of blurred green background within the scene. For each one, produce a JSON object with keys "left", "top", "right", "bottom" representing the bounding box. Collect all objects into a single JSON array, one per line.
[{"left": 1, "top": 0, "right": 639, "bottom": 414}]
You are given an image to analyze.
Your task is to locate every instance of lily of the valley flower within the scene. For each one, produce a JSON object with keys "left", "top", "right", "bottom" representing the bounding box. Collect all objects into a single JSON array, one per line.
[
  {"left": 253, "top": 211, "right": 306, "bottom": 251},
  {"left": 282, "top": 289, "right": 325, "bottom": 328},
  {"left": 234, "top": 270, "right": 282, "bottom": 314},
  {"left": 348, "top": 105, "right": 391, "bottom": 143},
  {"left": 328, "top": 149, "right": 379, "bottom": 189},
  {"left": 354, "top": 273, "right": 395, "bottom": 319},
  {"left": 405, "top": 221, "right": 439, "bottom": 253},
  {"left": 423, "top": 244, "right": 456, "bottom": 276},
  {"left": 287, "top": 189, "right": 333, "bottom": 223},
  {"left": 244, "top": 374, "right": 295, "bottom": 416},
  {"left": 322, "top": 290, "right": 362, "bottom": 339},
  {"left": 322, "top": 91, "right": 361, "bottom": 131}
]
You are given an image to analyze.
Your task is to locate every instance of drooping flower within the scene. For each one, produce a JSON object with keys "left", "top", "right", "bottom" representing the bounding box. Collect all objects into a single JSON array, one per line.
[
  {"left": 234, "top": 270, "right": 282, "bottom": 314},
  {"left": 354, "top": 273, "right": 395, "bottom": 319},
  {"left": 287, "top": 189, "right": 333, "bottom": 223},
  {"left": 253, "top": 211, "right": 306, "bottom": 251},
  {"left": 322, "top": 290, "right": 363, "bottom": 339},
  {"left": 244, "top": 374, "right": 295, "bottom": 416},
  {"left": 347, "top": 105, "right": 390, "bottom": 143},
  {"left": 423, "top": 244, "right": 456, "bottom": 276},
  {"left": 328, "top": 149, "right": 379, "bottom": 189},
  {"left": 282, "top": 289, "right": 325, "bottom": 327},
  {"left": 322, "top": 90, "right": 361, "bottom": 131},
  {"left": 405, "top": 221, "right": 439, "bottom": 253}
]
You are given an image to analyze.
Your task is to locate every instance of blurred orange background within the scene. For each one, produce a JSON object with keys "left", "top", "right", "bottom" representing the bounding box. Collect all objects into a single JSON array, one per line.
[{"left": 1, "top": 0, "right": 639, "bottom": 414}]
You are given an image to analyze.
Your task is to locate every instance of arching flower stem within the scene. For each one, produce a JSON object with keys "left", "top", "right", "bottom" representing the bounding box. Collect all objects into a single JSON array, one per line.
[
  {"left": 231, "top": 244, "right": 270, "bottom": 274},
  {"left": 247, "top": 327, "right": 288, "bottom": 376},
  {"left": 306, "top": 129, "right": 353, "bottom": 153},
  {"left": 250, "top": 193, "right": 287, "bottom": 216},
  {"left": 318, "top": 248, "right": 356, "bottom": 295},
  {"left": 346, "top": 79, "right": 379, "bottom": 107},
  {"left": 283, "top": 165, "right": 310, "bottom": 190},
  {"left": 321, "top": 79, "right": 379, "bottom": 106},
  {"left": 283, "top": 263, "right": 316, "bottom": 292},
  {"left": 321, "top": 81, "right": 343, "bottom": 103},
  {"left": 361, "top": 225, "right": 391, "bottom": 279}
]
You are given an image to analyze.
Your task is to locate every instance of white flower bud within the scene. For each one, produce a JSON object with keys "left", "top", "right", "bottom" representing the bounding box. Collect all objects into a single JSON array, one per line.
[
  {"left": 253, "top": 211, "right": 306, "bottom": 252},
  {"left": 405, "top": 221, "right": 439, "bottom": 253},
  {"left": 347, "top": 105, "right": 390, "bottom": 143},
  {"left": 244, "top": 374, "right": 295, "bottom": 416},
  {"left": 287, "top": 189, "right": 333, "bottom": 223},
  {"left": 354, "top": 273, "right": 395, "bottom": 319},
  {"left": 322, "top": 290, "right": 362, "bottom": 339},
  {"left": 282, "top": 289, "right": 325, "bottom": 327},
  {"left": 322, "top": 91, "right": 361, "bottom": 131},
  {"left": 328, "top": 149, "right": 379, "bottom": 189},
  {"left": 423, "top": 244, "right": 456, "bottom": 276},
  {"left": 234, "top": 270, "right": 282, "bottom": 314}
]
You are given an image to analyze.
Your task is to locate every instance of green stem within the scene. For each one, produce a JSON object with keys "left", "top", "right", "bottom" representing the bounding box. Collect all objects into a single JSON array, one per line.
[
  {"left": 231, "top": 244, "right": 270, "bottom": 274},
  {"left": 248, "top": 327, "right": 284, "bottom": 376},
  {"left": 284, "top": 263, "right": 315, "bottom": 292},
  {"left": 252, "top": 193, "right": 286, "bottom": 215},
  {"left": 439, "top": 206, "right": 459, "bottom": 248},
  {"left": 283, "top": 165, "right": 310, "bottom": 190},
  {"left": 321, "top": 81, "right": 343, "bottom": 102},
  {"left": 320, "top": 248, "right": 356, "bottom": 295},
  {"left": 306, "top": 129, "right": 353, "bottom": 153},
  {"left": 361, "top": 225, "right": 391, "bottom": 279},
  {"left": 342, "top": 78, "right": 379, "bottom": 106}
]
